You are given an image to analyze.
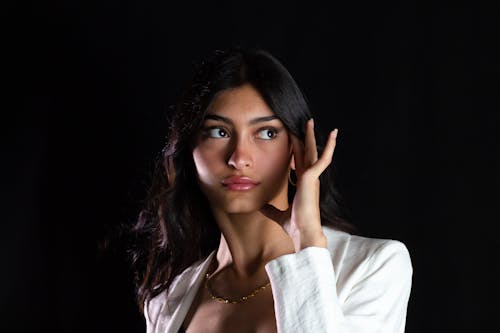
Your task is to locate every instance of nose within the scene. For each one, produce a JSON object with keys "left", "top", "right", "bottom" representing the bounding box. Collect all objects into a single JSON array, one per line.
[{"left": 227, "top": 135, "right": 253, "bottom": 169}]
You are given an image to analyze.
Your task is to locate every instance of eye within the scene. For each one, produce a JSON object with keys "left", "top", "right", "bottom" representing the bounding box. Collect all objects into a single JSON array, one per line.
[
  {"left": 256, "top": 128, "right": 278, "bottom": 140},
  {"left": 205, "top": 127, "right": 229, "bottom": 138}
]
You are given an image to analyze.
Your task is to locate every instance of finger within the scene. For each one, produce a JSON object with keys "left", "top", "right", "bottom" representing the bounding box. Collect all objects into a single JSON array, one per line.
[
  {"left": 310, "top": 129, "right": 338, "bottom": 177},
  {"left": 290, "top": 132, "right": 305, "bottom": 175},
  {"left": 304, "top": 119, "right": 318, "bottom": 166}
]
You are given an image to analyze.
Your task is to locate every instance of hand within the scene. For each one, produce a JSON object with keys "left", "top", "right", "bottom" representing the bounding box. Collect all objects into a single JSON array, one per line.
[{"left": 261, "top": 119, "right": 338, "bottom": 252}]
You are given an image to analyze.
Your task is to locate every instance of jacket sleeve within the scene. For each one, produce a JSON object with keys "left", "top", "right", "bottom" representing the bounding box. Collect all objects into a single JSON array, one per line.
[{"left": 264, "top": 241, "right": 412, "bottom": 333}]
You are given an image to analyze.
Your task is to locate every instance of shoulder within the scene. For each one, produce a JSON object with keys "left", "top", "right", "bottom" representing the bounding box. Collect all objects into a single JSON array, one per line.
[
  {"left": 144, "top": 288, "right": 168, "bottom": 327},
  {"left": 322, "top": 226, "right": 413, "bottom": 285},
  {"left": 144, "top": 252, "right": 216, "bottom": 326},
  {"left": 323, "top": 225, "right": 411, "bottom": 260}
]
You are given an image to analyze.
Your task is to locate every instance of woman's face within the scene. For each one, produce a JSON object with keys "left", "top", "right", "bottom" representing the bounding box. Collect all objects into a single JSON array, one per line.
[{"left": 192, "top": 83, "right": 293, "bottom": 214}]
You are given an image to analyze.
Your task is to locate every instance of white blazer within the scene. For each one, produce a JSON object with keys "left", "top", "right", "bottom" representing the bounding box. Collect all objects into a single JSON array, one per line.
[{"left": 144, "top": 227, "right": 413, "bottom": 333}]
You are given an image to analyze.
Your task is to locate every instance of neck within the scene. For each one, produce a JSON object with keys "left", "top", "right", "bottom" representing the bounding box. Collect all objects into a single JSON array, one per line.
[{"left": 212, "top": 208, "right": 294, "bottom": 278}]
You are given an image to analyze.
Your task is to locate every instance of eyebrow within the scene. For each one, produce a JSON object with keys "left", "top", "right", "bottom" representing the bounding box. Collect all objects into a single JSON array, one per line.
[{"left": 204, "top": 114, "right": 279, "bottom": 125}]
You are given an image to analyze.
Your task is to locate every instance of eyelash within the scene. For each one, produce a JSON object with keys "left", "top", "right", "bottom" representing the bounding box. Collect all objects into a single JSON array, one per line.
[{"left": 202, "top": 126, "right": 280, "bottom": 140}]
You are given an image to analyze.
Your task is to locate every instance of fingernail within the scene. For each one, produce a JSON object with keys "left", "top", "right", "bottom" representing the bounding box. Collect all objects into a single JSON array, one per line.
[{"left": 332, "top": 128, "right": 338, "bottom": 139}]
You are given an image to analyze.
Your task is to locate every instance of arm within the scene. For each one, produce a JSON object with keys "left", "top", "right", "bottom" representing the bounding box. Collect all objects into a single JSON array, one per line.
[{"left": 265, "top": 241, "right": 412, "bottom": 333}]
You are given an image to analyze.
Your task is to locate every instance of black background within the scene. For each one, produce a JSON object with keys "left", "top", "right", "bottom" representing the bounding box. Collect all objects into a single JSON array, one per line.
[{"left": 3, "top": 1, "right": 499, "bottom": 332}]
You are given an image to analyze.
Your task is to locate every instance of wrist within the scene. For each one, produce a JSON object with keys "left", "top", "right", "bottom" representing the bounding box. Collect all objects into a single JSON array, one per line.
[{"left": 296, "top": 229, "right": 327, "bottom": 251}]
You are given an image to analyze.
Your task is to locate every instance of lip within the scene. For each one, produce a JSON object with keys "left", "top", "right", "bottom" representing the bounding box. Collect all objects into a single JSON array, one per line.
[{"left": 221, "top": 176, "right": 259, "bottom": 191}]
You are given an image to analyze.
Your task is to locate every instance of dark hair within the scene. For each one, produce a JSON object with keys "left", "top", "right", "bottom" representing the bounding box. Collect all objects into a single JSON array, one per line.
[{"left": 130, "top": 46, "right": 354, "bottom": 312}]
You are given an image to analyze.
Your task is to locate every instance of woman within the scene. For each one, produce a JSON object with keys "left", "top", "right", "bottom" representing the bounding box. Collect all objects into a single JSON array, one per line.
[{"left": 131, "top": 46, "right": 413, "bottom": 332}]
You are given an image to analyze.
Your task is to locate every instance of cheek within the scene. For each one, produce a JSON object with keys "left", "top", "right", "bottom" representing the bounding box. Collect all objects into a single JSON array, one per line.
[
  {"left": 259, "top": 143, "right": 292, "bottom": 176},
  {"left": 192, "top": 145, "right": 223, "bottom": 184}
]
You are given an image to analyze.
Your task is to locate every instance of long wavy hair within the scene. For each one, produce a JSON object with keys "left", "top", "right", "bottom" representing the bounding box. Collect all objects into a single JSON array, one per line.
[{"left": 130, "top": 46, "right": 354, "bottom": 312}]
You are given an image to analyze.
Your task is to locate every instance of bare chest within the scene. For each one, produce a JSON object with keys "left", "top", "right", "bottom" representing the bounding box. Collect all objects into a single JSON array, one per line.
[{"left": 183, "top": 287, "right": 277, "bottom": 333}]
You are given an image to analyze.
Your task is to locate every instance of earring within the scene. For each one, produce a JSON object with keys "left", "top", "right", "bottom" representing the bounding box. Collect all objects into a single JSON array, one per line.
[{"left": 288, "top": 169, "right": 296, "bottom": 187}]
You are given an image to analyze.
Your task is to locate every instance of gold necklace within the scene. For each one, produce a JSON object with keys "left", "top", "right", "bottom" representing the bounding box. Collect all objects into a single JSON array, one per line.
[{"left": 204, "top": 272, "right": 271, "bottom": 304}]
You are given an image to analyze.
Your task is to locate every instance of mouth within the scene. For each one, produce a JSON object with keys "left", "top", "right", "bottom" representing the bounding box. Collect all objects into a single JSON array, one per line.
[{"left": 221, "top": 176, "right": 260, "bottom": 191}]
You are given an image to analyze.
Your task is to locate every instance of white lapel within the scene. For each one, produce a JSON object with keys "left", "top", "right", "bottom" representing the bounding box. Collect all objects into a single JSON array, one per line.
[{"left": 161, "top": 251, "right": 216, "bottom": 333}]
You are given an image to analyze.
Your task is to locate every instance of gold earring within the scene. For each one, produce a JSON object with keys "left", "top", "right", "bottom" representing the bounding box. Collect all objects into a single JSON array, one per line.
[{"left": 288, "top": 169, "right": 296, "bottom": 186}]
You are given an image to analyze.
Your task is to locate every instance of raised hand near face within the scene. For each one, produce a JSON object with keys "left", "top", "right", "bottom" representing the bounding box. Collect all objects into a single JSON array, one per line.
[{"left": 261, "top": 119, "right": 338, "bottom": 252}]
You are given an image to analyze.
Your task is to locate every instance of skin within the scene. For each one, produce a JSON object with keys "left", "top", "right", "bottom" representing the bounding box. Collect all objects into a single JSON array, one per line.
[{"left": 187, "top": 83, "right": 338, "bottom": 332}]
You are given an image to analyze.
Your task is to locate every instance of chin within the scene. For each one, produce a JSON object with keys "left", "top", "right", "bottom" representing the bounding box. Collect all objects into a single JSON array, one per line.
[{"left": 219, "top": 200, "right": 263, "bottom": 214}]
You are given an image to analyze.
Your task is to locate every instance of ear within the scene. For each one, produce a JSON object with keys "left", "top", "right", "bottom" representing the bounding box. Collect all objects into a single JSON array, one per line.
[{"left": 288, "top": 137, "right": 296, "bottom": 170}]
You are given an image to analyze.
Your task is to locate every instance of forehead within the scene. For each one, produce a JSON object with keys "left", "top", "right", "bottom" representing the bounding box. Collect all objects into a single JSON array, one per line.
[{"left": 206, "top": 84, "right": 275, "bottom": 118}]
